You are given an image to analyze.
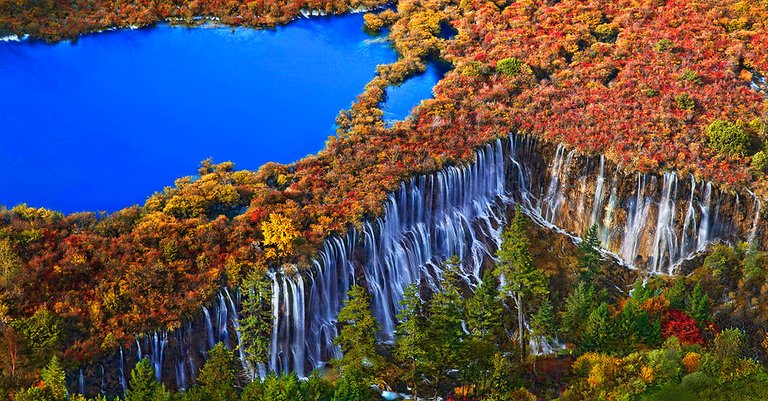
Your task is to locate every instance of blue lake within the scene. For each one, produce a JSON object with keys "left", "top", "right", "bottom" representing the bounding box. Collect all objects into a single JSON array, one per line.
[{"left": 0, "top": 14, "right": 442, "bottom": 213}]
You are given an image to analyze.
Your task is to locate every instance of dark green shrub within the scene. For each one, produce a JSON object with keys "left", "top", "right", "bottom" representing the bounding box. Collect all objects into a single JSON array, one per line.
[
  {"left": 674, "top": 93, "right": 695, "bottom": 110},
  {"left": 496, "top": 57, "right": 526, "bottom": 76},
  {"left": 706, "top": 120, "right": 750, "bottom": 156},
  {"left": 751, "top": 150, "right": 768, "bottom": 173},
  {"left": 680, "top": 69, "right": 702, "bottom": 84}
]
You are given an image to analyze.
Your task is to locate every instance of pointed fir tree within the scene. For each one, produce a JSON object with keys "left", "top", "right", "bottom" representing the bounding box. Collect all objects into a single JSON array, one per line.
[
  {"left": 631, "top": 279, "right": 658, "bottom": 302},
  {"left": 334, "top": 285, "right": 383, "bottom": 380},
  {"left": 427, "top": 256, "right": 467, "bottom": 384},
  {"left": 664, "top": 278, "right": 687, "bottom": 310},
  {"left": 579, "top": 302, "right": 613, "bottom": 354},
  {"left": 280, "top": 372, "right": 305, "bottom": 401},
  {"left": 466, "top": 269, "right": 505, "bottom": 342},
  {"left": 615, "top": 299, "right": 641, "bottom": 354},
  {"left": 12, "top": 387, "right": 47, "bottom": 401},
  {"left": 495, "top": 207, "right": 549, "bottom": 360},
  {"left": 560, "top": 282, "right": 599, "bottom": 341},
  {"left": 125, "top": 358, "right": 170, "bottom": 401},
  {"left": 463, "top": 268, "right": 506, "bottom": 395},
  {"left": 305, "top": 370, "right": 335, "bottom": 401},
  {"left": 332, "top": 369, "right": 375, "bottom": 401},
  {"left": 578, "top": 224, "right": 603, "bottom": 282},
  {"left": 197, "top": 342, "right": 240, "bottom": 401},
  {"left": 393, "top": 283, "right": 428, "bottom": 400},
  {"left": 484, "top": 352, "right": 521, "bottom": 401},
  {"left": 41, "top": 355, "right": 67, "bottom": 401},
  {"left": 530, "top": 298, "right": 557, "bottom": 342},
  {"left": 239, "top": 270, "right": 273, "bottom": 377},
  {"left": 686, "top": 283, "right": 710, "bottom": 326}
]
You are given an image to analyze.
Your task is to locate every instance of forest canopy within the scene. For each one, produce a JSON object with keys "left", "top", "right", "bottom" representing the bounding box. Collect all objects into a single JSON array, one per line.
[{"left": 1, "top": 0, "right": 768, "bottom": 398}]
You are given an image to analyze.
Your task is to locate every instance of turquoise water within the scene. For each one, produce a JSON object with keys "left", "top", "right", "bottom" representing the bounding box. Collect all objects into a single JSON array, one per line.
[{"left": 0, "top": 15, "right": 441, "bottom": 213}]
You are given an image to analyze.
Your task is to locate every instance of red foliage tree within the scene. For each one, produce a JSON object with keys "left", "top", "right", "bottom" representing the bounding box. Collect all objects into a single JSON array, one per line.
[{"left": 662, "top": 310, "right": 704, "bottom": 346}]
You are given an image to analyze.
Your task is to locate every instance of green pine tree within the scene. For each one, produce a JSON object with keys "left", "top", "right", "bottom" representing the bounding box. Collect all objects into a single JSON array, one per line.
[
  {"left": 334, "top": 285, "right": 383, "bottom": 380},
  {"left": 495, "top": 207, "right": 549, "bottom": 361},
  {"left": 238, "top": 270, "right": 273, "bottom": 378},
  {"left": 41, "top": 356, "right": 67, "bottom": 401},
  {"left": 427, "top": 256, "right": 466, "bottom": 387},
  {"left": 615, "top": 299, "right": 641, "bottom": 354},
  {"left": 578, "top": 224, "right": 602, "bottom": 282},
  {"left": 631, "top": 279, "right": 659, "bottom": 303},
  {"left": 484, "top": 352, "right": 521, "bottom": 401},
  {"left": 466, "top": 269, "right": 505, "bottom": 342},
  {"left": 393, "top": 283, "right": 428, "bottom": 400},
  {"left": 530, "top": 299, "right": 557, "bottom": 342},
  {"left": 197, "top": 342, "right": 240, "bottom": 401},
  {"left": 239, "top": 378, "right": 263, "bottom": 401},
  {"left": 332, "top": 370, "right": 374, "bottom": 401},
  {"left": 464, "top": 269, "right": 506, "bottom": 397},
  {"left": 125, "top": 358, "right": 170, "bottom": 401},
  {"left": 279, "top": 373, "right": 305, "bottom": 401},
  {"left": 258, "top": 374, "right": 282, "bottom": 401},
  {"left": 579, "top": 302, "right": 613, "bottom": 354},
  {"left": 304, "top": 370, "right": 335, "bottom": 401},
  {"left": 664, "top": 278, "right": 686, "bottom": 310},
  {"left": 13, "top": 387, "right": 48, "bottom": 401},
  {"left": 560, "top": 282, "right": 599, "bottom": 341},
  {"left": 686, "top": 283, "right": 710, "bottom": 326}
]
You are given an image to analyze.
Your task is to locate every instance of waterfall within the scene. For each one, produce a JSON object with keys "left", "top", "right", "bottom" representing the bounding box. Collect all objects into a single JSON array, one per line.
[
  {"left": 620, "top": 174, "right": 653, "bottom": 263},
  {"left": 590, "top": 155, "right": 606, "bottom": 227},
  {"left": 544, "top": 144, "right": 573, "bottom": 222},
  {"left": 649, "top": 172, "right": 679, "bottom": 274},
  {"left": 79, "top": 369, "right": 84, "bottom": 395},
  {"left": 679, "top": 175, "right": 697, "bottom": 257},
  {"left": 174, "top": 328, "right": 188, "bottom": 390},
  {"left": 601, "top": 169, "right": 620, "bottom": 248},
  {"left": 223, "top": 288, "right": 251, "bottom": 378},
  {"left": 697, "top": 182, "right": 713, "bottom": 250},
  {"left": 107, "top": 133, "right": 762, "bottom": 389},
  {"left": 217, "top": 293, "right": 230, "bottom": 348},
  {"left": 265, "top": 234, "right": 355, "bottom": 375},
  {"left": 361, "top": 139, "right": 508, "bottom": 338},
  {"left": 150, "top": 331, "right": 167, "bottom": 381},
  {"left": 258, "top": 138, "right": 510, "bottom": 375},
  {"left": 118, "top": 346, "right": 127, "bottom": 395},
  {"left": 202, "top": 306, "right": 215, "bottom": 349},
  {"left": 747, "top": 189, "right": 762, "bottom": 245}
]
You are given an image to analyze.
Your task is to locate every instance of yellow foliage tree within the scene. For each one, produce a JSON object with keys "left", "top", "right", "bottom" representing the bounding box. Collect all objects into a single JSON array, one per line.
[{"left": 261, "top": 213, "right": 300, "bottom": 262}]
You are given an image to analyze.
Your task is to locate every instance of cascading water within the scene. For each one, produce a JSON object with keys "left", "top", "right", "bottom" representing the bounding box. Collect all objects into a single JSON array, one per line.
[
  {"left": 79, "top": 369, "right": 84, "bottom": 395},
  {"left": 202, "top": 306, "right": 215, "bottom": 349},
  {"left": 118, "top": 346, "right": 127, "bottom": 395},
  {"left": 590, "top": 155, "right": 606, "bottom": 227},
  {"left": 696, "top": 182, "right": 713, "bottom": 250},
  {"left": 747, "top": 189, "right": 762, "bottom": 244},
  {"left": 649, "top": 172, "right": 679, "bottom": 274},
  {"left": 150, "top": 331, "right": 167, "bottom": 381},
  {"left": 97, "top": 134, "right": 762, "bottom": 394}
]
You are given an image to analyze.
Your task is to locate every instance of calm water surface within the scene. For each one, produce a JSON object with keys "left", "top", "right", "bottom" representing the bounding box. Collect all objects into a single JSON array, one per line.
[{"left": 0, "top": 14, "right": 441, "bottom": 213}]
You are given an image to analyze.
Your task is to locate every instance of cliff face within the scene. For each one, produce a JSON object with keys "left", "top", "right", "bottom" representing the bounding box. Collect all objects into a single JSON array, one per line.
[
  {"left": 514, "top": 139, "right": 762, "bottom": 273},
  {"left": 78, "top": 134, "right": 763, "bottom": 396}
]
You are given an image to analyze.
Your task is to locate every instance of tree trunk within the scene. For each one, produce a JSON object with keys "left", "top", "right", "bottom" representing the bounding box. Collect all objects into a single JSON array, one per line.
[
  {"left": 412, "top": 361, "right": 418, "bottom": 401},
  {"left": 517, "top": 292, "right": 525, "bottom": 362}
]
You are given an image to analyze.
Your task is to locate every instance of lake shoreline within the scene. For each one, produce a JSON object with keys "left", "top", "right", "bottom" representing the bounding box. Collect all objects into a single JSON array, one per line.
[{"left": 1, "top": 4, "right": 393, "bottom": 44}]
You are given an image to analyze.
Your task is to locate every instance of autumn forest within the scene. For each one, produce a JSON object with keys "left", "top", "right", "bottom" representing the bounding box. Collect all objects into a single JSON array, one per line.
[{"left": 2, "top": 0, "right": 768, "bottom": 400}]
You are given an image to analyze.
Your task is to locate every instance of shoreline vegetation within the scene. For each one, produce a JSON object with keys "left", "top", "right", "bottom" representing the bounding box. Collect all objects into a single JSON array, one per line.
[
  {"left": 0, "top": 6, "right": 386, "bottom": 44},
  {"left": 0, "top": 0, "right": 393, "bottom": 42},
  {"left": 1, "top": 0, "right": 768, "bottom": 397}
]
